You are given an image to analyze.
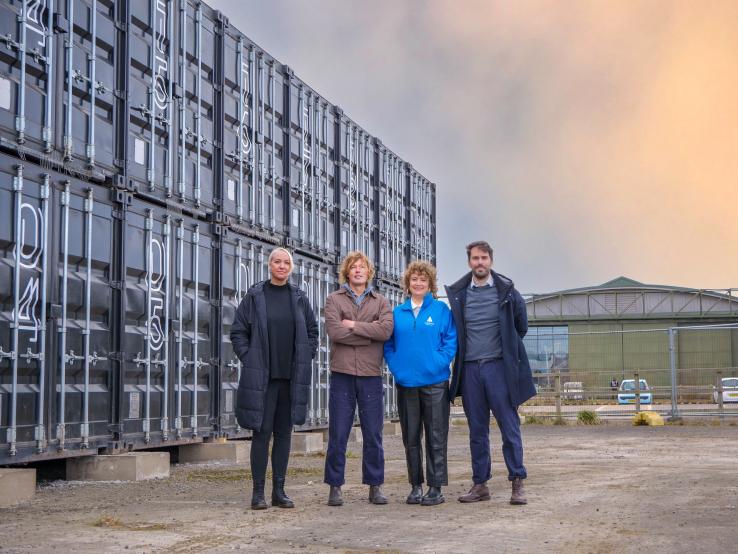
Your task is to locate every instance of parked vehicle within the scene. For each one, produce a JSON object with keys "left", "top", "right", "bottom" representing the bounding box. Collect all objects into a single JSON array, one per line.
[
  {"left": 562, "top": 381, "right": 584, "bottom": 401},
  {"left": 713, "top": 377, "right": 738, "bottom": 404},
  {"left": 617, "top": 379, "right": 652, "bottom": 405}
]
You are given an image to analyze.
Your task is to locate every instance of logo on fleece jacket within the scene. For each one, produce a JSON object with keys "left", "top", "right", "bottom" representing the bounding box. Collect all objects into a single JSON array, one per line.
[{"left": 424, "top": 316, "right": 434, "bottom": 326}]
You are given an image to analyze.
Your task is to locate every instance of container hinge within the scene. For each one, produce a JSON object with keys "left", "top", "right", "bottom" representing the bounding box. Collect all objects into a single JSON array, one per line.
[
  {"left": 107, "top": 351, "right": 124, "bottom": 362},
  {"left": 210, "top": 299, "right": 221, "bottom": 308},
  {"left": 110, "top": 280, "right": 125, "bottom": 290},
  {"left": 0, "top": 34, "right": 20, "bottom": 53},
  {"left": 216, "top": 11, "right": 229, "bottom": 24}
]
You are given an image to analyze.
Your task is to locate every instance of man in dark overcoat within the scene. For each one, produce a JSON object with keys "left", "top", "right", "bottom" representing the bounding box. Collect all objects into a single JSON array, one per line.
[{"left": 445, "top": 241, "right": 536, "bottom": 505}]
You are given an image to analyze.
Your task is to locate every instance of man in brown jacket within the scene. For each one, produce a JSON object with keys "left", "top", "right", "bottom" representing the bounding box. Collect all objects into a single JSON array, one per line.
[{"left": 324, "top": 251, "right": 394, "bottom": 506}]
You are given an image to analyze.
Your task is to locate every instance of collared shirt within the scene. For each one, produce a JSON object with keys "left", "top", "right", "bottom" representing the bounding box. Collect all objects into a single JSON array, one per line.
[
  {"left": 343, "top": 283, "right": 373, "bottom": 306},
  {"left": 410, "top": 299, "right": 423, "bottom": 318},
  {"left": 469, "top": 273, "right": 494, "bottom": 289}
]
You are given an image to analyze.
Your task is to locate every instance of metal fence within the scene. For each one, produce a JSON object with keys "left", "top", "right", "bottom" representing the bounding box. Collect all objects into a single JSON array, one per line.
[{"left": 521, "top": 323, "right": 738, "bottom": 419}]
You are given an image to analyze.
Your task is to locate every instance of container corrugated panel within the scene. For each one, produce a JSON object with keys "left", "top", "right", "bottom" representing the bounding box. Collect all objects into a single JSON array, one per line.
[
  {"left": 0, "top": 0, "right": 120, "bottom": 182},
  {"left": 291, "top": 253, "right": 335, "bottom": 428},
  {"left": 284, "top": 75, "right": 337, "bottom": 258},
  {"left": 125, "top": 0, "right": 179, "bottom": 200},
  {"left": 221, "top": 29, "right": 286, "bottom": 233},
  {"left": 376, "top": 144, "right": 410, "bottom": 282},
  {"left": 408, "top": 169, "right": 435, "bottom": 263},
  {"left": 0, "top": 153, "right": 116, "bottom": 459},
  {"left": 336, "top": 111, "right": 376, "bottom": 258}
]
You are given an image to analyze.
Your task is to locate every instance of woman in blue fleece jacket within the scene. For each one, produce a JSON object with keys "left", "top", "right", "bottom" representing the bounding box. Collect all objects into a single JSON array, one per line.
[{"left": 384, "top": 260, "right": 457, "bottom": 506}]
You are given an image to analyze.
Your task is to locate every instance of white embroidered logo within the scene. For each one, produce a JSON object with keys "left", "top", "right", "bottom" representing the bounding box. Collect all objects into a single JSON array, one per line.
[{"left": 425, "top": 316, "right": 434, "bottom": 326}]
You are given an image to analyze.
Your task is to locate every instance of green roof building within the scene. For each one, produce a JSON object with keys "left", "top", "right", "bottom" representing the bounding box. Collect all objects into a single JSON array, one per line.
[{"left": 524, "top": 278, "right": 738, "bottom": 391}]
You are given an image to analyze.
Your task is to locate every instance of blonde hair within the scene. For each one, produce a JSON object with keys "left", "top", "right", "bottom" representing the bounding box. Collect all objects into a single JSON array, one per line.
[
  {"left": 402, "top": 260, "right": 438, "bottom": 298},
  {"left": 338, "top": 251, "right": 375, "bottom": 285},
  {"left": 268, "top": 247, "right": 294, "bottom": 273}
]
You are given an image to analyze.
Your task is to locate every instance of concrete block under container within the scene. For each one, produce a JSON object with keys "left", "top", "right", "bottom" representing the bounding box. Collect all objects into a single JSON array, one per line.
[
  {"left": 66, "top": 452, "right": 170, "bottom": 481},
  {"left": 0, "top": 468, "right": 36, "bottom": 507},
  {"left": 383, "top": 421, "right": 402, "bottom": 436},
  {"left": 291, "top": 432, "right": 324, "bottom": 454},
  {"left": 178, "top": 441, "right": 250, "bottom": 464},
  {"left": 321, "top": 426, "right": 362, "bottom": 444}
]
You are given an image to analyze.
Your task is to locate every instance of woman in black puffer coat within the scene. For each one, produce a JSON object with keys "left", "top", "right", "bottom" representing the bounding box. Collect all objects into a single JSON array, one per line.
[{"left": 230, "top": 247, "right": 318, "bottom": 510}]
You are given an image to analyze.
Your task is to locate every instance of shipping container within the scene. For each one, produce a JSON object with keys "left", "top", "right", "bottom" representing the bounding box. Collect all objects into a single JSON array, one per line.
[
  {"left": 0, "top": 0, "right": 434, "bottom": 466},
  {"left": 0, "top": 154, "right": 117, "bottom": 460}
]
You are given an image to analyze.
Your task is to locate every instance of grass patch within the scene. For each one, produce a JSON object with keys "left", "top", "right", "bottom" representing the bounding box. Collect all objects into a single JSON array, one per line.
[
  {"left": 93, "top": 515, "right": 168, "bottom": 531},
  {"left": 552, "top": 416, "right": 567, "bottom": 426},
  {"left": 451, "top": 417, "right": 468, "bottom": 426},
  {"left": 345, "top": 451, "right": 360, "bottom": 459},
  {"left": 523, "top": 415, "right": 546, "bottom": 425},
  {"left": 577, "top": 410, "right": 601, "bottom": 425}
]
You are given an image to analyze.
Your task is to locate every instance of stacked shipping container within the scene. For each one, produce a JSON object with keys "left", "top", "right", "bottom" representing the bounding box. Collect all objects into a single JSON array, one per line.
[{"left": 0, "top": 0, "right": 435, "bottom": 465}]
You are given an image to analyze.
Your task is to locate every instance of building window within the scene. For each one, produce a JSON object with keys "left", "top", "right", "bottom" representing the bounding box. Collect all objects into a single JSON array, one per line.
[{"left": 523, "top": 326, "right": 569, "bottom": 373}]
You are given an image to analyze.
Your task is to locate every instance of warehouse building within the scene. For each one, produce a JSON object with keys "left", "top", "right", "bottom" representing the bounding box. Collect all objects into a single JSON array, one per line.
[
  {"left": 0, "top": 0, "right": 435, "bottom": 465},
  {"left": 524, "top": 277, "right": 738, "bottom": 394}
]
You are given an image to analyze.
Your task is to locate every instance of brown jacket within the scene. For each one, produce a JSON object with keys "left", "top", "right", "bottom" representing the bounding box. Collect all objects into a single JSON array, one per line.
[{"left": 325, "top": 286, "right": 394, "bottom": 376}]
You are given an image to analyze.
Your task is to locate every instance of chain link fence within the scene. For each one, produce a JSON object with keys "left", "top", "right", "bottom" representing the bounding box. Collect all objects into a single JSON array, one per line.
[{"left": 521, "top": 323, "right": 738, "bottom": 419}]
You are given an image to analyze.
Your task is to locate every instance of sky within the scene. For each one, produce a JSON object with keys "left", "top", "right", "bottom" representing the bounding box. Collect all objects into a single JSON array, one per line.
[{"left": 211, "top": 0, "right": 738, "bottom": 293}]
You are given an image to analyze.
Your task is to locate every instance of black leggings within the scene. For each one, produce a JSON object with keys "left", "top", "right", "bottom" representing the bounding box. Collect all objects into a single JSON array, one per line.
[{"left": 251, "top": 379, "right": 292, "bottom": 483}]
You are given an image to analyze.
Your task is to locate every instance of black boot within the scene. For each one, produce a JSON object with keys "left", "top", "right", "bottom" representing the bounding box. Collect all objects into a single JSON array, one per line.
[
  {"left": 251, "top": 479, "right": 267, "bottom": 510},
  {"left": 421, "top": 486, "right": 445, "bottom": 506},
  {"left": 328, "top": 485, "right": 344, "bottom": 506},
  {"left": 406, "top": 485, "right": 423, "bottom": 505},
  {"left": 272, "top": 477, "right": 295, "bottom": 508},
  {"left": 368, "top": 484, "right": 388, "bottom": 505}
]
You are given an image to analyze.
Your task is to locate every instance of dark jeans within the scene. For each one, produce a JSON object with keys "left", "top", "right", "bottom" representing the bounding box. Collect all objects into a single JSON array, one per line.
[
  {"left": 397, "top": 381, "right": 450, "bottom": 487},
  {"left": 324, "top": 371, "right": 384, "bottom": 486},
  {"left": 462, "top": 359, "right": 526, "bottom": 483},
  {"left": 251, "top": 379, "right": 292, "bottom": 483}
]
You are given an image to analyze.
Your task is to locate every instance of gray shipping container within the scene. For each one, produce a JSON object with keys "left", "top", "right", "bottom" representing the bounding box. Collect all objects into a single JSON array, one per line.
[{"left": 0, "top": 0, "right": 433, "bottom": 466}]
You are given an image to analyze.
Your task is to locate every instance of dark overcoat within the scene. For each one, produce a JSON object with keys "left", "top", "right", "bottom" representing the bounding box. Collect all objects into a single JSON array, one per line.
[
  {"left": 444, "top": 271, "right": 536, "bottom": 407},
  {"left": 230, "top": 281, "right": 319, "bottom": 431}
]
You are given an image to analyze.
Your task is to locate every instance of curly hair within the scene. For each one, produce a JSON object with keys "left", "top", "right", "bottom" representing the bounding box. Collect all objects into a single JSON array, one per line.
[
  {"left": 338, "top": 251, "right": 375, "bottom": 285},
  {"left": 402, "top": 260, "right": 438, "bottom": 298}
]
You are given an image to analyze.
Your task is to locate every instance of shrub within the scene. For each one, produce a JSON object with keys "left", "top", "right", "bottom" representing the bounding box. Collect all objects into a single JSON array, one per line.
[{"left": 577, "top": 410, "right": 601, "bottom": 425}]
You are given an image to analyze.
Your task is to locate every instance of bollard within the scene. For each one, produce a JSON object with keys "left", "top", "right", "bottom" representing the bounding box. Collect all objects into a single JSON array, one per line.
[
  {"left": 717, "top": 369, "right": 724, "bottom": 419},
  {"left": 555, "top": 369, "right": 562, "bottom": 419}
]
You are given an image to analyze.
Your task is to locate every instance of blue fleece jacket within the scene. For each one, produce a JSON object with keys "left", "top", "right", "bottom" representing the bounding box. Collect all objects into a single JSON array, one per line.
[{"left": 384, "top": 293, "right": 458, "bottom": 388}]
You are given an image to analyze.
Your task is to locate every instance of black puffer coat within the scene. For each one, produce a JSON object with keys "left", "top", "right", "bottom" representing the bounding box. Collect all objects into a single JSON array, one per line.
[{"left": 230, "top": 281, "right": 318, "bottom": 431}]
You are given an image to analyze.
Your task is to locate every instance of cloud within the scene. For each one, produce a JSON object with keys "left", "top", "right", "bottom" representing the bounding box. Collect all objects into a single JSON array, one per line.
[{"left": 213, "top": 0, "right": 738, "bottom": 292}]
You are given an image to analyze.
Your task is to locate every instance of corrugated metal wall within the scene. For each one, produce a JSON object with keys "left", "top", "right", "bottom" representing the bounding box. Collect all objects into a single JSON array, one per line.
[{"left": 0, "top": 0, "right": 436, "bottom": 465}]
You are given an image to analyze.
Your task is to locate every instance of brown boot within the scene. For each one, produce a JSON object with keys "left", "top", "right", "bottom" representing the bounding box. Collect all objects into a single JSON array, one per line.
[
  {"left": 510, "top": 477, "right": 527, "bottom": 505},
  {"left": 458, "top": 482, "right": 491, "bottom": 503}
]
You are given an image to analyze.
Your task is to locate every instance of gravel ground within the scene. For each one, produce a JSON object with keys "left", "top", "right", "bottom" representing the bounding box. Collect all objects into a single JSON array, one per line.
[{"left": 2, "top": 421, "right": 738, "bottom": 553}]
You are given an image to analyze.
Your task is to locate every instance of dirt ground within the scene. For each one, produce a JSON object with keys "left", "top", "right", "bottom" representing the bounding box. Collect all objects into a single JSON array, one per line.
[{"left": 2, "top": 421, "right": 738, "bottom": 553}]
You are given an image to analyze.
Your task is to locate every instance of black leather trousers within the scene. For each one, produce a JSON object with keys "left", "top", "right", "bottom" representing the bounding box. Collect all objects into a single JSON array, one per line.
[{"left": 397, "top": 381, "right": 450, "bottom": 487}]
